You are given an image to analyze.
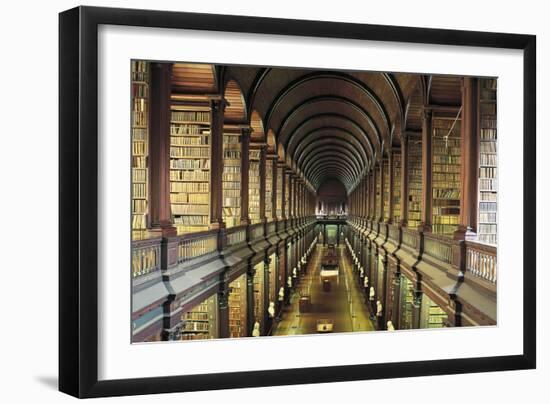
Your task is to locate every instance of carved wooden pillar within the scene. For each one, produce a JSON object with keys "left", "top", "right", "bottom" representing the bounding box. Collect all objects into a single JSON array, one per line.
[
  {"left": 148, "top": 62, "right": 177, "bottom": 238},
  {"left": 455, "top": 77, "right": 479, "bottom": 240},
  {"left": 371, "top": 169, "right": 377, "bottom": 221},
  {"left": 400, "top": 133, "right": 409, "bottom": 227},
  {"left": 240, "top": 127, "right": 251, "bottom": 225},
  {"left": 218, "top": 278, "right": 230, "bottom": 338},
  {"left": 378, "top": 160, "right": 385, "bottom": 222},
  {"left": 281, "top": 164, "right": 287, "bottom": 221},
  {"left": 366, "top": 172, "right": 371, "bottom": 219},
  {"left": 270, "top": 156, "right": 277, "bottom": 221},
  {"left": 259, "top": 146, "right": 267, "bottom": 223},
  {"left": 210, "top": 98, "right": 226, "bottom": 230},
  {"left": 388, "top": 151, "right": 394, "bottom": 223},
  {"left": 420, "top": 109, "right": 433, "bottom": 232},
  {"left": 246, "top": 266, "right": 255, "bottom": 336}
]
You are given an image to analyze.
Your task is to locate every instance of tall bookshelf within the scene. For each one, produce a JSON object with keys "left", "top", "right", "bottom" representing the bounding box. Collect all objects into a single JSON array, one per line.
[
  {"left": 249, "top": 149, "right": 261, "bottom": 224},
  {"left": 383, "top": 159, "right": 390, "bottom": 220},
  {"left": 222, "top": 131, "right": 242, "bottom": 228},
  {"left": 399, "top": 275, "right": 414, "bottom": 329},
  {"left": 432, "top": 117, "right": 462, "bottom": 236},
  {"left": 268, "top": 253, "right": 276, "bottom": 304},
  {"left": 284, "top": 172, "right": 290, "bottom": 218},
  {"left": 169, "top": 107, "right": 211, "bottom": 235},
  {"left": 407, "top": 135, "right": 422, "bottom": 228},
  {"left": 375, "top": 166, "right": 382, "bottom": 219},
  {"left": 420, "top": 295, "right": 448, "bottom": 329},
  {"left": 265, "top": 160, "right": 273, "bottom": 220},
  {"left": 228, "top": 274, "right": 247, "bottom": 338},
  {"left": 253, "top": 262, "right": 265, "bottom": 331},
  {"left": 276, "top": 166, "right": 283, "bottom": 219},
  {"left": 392, "top": 151, "right": 401, "bottom": 223},
  {"left": 131, "top": 60, "right": 149, "bottom": 241},
  {"left": 478, "top": 78, "right": 498, "bottom": 245},
  {"left": 180, "top": 295, "right": 218, "bottom": 340}
]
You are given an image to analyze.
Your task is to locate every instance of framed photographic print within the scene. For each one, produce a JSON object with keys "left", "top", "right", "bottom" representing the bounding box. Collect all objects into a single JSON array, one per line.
[{"left": 59, "top": 5, "right": 536, "bottom": 398}]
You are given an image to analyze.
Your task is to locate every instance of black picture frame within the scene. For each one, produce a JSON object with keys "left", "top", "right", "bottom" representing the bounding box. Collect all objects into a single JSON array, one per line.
[{"left": 59, "top": 5, "right": 536, "bottom": 398}]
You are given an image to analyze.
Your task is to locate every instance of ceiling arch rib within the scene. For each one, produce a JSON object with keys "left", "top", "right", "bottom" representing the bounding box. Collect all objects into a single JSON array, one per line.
[
  {"left": 292, "top": 128, "right": 368, "bottom": 171},
  {"left": 298, "top": 143, "right": 363, "bottom": 180},
  {"left": 310, "top": 165, "right": 355, "bottom": 190},
  {"left": 303, "top": 156, "right": 358, "bottom": 188},
  {"left": 309, "top": 161, "right": 356, "bottom": 184},
  {"left": 285, "top": 113, "right": 375, "bottom": 161}
]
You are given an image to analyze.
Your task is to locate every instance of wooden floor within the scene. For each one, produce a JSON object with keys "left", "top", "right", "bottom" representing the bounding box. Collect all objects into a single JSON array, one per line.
[{"left": 272, "top": 244, "right": 375, "bottom": 336}]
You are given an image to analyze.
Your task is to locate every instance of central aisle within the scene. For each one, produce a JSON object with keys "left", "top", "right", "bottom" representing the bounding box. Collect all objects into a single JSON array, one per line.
[{"left": 272, "top": 244, "right": 375, "bottom": 336}]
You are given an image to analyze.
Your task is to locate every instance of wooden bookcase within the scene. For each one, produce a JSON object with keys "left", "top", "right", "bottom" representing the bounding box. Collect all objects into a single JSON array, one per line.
[
  {"left": 169, "top": 106, "right": 211, "bottom": 235},
  {"left": 180, "top": 295, "right": 218, "bottom": 340},
  {"left": 284, "top": 172, "right": 290, "bottom": 218},
  {"left": 131, "top": 60, "right": 149, "bottom": 240},
  {"left": 376, "top": 166, "right": 382, "bottom": 219},
  {"left": 268, "top": 253, "right": 277, "bottom": 304},
  {"left": 407, "top": 135, "right": 422, "bottom": 228},
  {"left": 276, "top": 166, "right": 283, "bottom": 219},
  {"left": 265, "top": 160, "right": 273, "bottom": 220},
  {"left": 392, "top": 150, "right": 401, "bottom": 223},
  {"left": 253, "top": 261, "right": 265, "bottom": 330},
  {"left": 420, "top": 295, "right": 448, "bottom": 329},
  {"left": 222, "top": 130, "right": 242, "bottom": 228},
  {"left": 383, "top": 158, "right": 390, "bottom": 221},
  {"left": 478, "top": 78, "right": 498, "bottom": 245},
  {"left": 432, "top": 117, "right": 462, "bottom": 236},
  {"left": 399, "top": 275, "right": 414, "bottom": 329},
  {"left": 249, "top": 148, "right": 261, "bottom": 224},
  {"left": 228, "top": 274, "right": 247, "bottom": 338}
]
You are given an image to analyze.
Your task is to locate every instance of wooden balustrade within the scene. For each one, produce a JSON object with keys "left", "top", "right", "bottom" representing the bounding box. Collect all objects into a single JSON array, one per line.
[
  {"left": 177, "top": 231, "right": 218, "bottom": 263},
  {"left": 267, "top": 221, "right": 276, "bottom": 236},
  {"left": 388, "top": 224, "right": 400, "bottom": 242},
  {"left": 131, "top": 238, "right": 162, "bottom": 278},
  {"left": 226, "top": 225, "right": 247, "bottom": 246},
  {"left": 466, "top": 241, "right": 497, "bottom": 283},
  {"left": 402, "top": 228, "right": 419, "bottom": 250},
  {"left": 250, "top": 223, "right": 264, "bottom": 240},
  {"left": 423, "top": 234, "right": 453, "bottom": 265}
]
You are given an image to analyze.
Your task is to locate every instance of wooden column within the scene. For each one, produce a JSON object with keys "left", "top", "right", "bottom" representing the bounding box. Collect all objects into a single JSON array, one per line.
[
  {"left": 259, "top": 146, "right": 267, "bottom": 223},
  {"left": 148, "top": 63, "right": 176, "bottom": 238},
  {"left": 366, "top": 172, "right": 371, "bottom": 219},
  {"left": 420, "top": 109, "right": 433, "bottom": 232},
  {"left": 281, "top": 164, "right": 287, "bottom": 221},
  {"left": 378, "top": 160, "right": 385, "bottom": 222},
  {"left": 388, "top": 151, "right": 394, "bottom": 223},
  {"left": 270, "top": 157, "right": 277, "bottom": 221},
  {"left": 240, "top": 127, "right": 251, "bottom": 225},
  {"left": 246, "top": 267, "right": 255, "bottom": 336},
  {"left": 400, "top": 133, "right": 409, "bottom": 227},
  {"left": 371, "top": 169, "right": 377, "bottom": 220},
  {"left": 209, "top": 98, "right": 226, "bottom": 229},
  {"left": 455, "top": 77, "right": 479, "bottom": 240},
  {"left": 218, "top": 280, "right": 230, "bottom": 338}
]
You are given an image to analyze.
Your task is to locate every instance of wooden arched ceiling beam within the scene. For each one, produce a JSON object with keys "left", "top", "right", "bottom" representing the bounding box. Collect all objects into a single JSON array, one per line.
[
  {"left": 296, "top": 139, "right": 364, "bottom": 179},
  {"left": 301, "top": 144, "right": 362, "bottom": 180},
  {"left": 262, "top": 72, "right": 391, "bottom": 144},
  {"left": 303, "top": 154, "right": 358, "bottom": 186},
  {"left": 310, "top": 164, "right": 355, "bottom": 190},
  {"left": 223, "top": 79, "right": 247, "bottom": 123},
  {"left": 285, "top": 113, "right": 375, "bottom": 161},
  {"left": 292, "top": 130, "right": 368, "bottom": 172},
  {"left": 275, "top": 95, "right": 382, "bottom": 150}
]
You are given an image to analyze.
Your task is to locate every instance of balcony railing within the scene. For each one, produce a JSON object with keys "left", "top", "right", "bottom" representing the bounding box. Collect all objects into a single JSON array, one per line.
[
  {"left": 177, "top": 230, "right": 218, "bottom": 263},
  {"left": 401, "top": 228, "right": 419, "bottom": 250},
  {"left": 131, "top": 238, "right": 162, "bottom": 278},
  {"left": 388, "top": 223, "right": 400, "bottom": 242},
  {"left": 423, "top": 234, "right": 453, "bottom": 265},
  {"left": 226, "top": 225, "right": 247, "bottom": 247},
  {"left": 267, "top": 221, "right": 276, "bottom": 236},
  {"left": 466, "top": 241, "right": 497, "bottom": 284},
  {"left": 250, "top": 223, "right": 264, "bottom": 241}
]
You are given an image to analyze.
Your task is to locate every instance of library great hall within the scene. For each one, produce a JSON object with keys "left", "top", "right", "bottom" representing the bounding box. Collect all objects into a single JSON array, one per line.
[{"left": 131, "top": 62, "right": 497, "bottom": 342}]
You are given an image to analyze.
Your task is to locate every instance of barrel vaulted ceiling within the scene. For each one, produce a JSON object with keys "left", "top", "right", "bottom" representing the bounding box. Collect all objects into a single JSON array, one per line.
[{"left": 173, "top": 64, "right": 461, "bottom": 194}]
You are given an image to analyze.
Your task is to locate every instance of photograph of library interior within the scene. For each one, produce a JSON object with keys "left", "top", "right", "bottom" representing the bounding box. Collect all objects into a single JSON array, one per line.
[{"left": 131, "top": 61, "right": 497, "bottom": 343}]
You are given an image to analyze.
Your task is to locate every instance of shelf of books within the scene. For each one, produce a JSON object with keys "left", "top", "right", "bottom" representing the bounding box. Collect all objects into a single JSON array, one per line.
[
  {"left": 392, "top": 151, "right": 401, "bottom": 223},
  {"left": 375, "top": 166, "right": 382, "bottom": 219},
  {"left": 432, "top": 117, "right": 462, "bottom": 236},
  {"left": 383, "top": 159, "right": 390, "bottom": 221},
  {"left": 268, "top": 253, "right": 277, "bottom": 304},
  {"left": 249, "top": 148, "right": 261, "bottom": 224},
  {"left": 228, "top": 273, "right": 247, "bottom": 338},
  {"left": 478, "top": 78, "right": 498, "bottom": 245},
  {"left": 131, "top": 60, "right": 149, "bottom": 241},
  {"left": 180, "top": 294, "right": 218, "bottom": 340},
  {"left": 420, "top": 295, "right": 448, "bottom": 329},
  {"left": 265, "top": 160, "right": 273, "bottom": 220},
  {"left": 253, "top": 262, "right": 265, "bottom": 331},
  {"left": 407, "top": 135, "right": 422, "bottom": 228},
  {"left": 222, "top": 131, "right": 242, "bottom": 228},
  {"left": 284, "top": 172, "right": 290, "bottom": 218},
  {"left": 399, "top": 275, "right": 414, "bottom": 329},
  {"left": 276, "top": 165, "right": 283, "bottom": 219},
  {"left": 169, "top": 106, "right": 211, "bottom": 235}
]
